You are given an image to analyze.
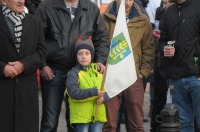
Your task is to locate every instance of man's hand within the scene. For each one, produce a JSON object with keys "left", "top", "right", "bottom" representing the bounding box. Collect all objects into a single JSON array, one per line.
[
  {"left": 152, "top": 29, "right": 161, "bottom": 39},
  {"left": 97, "top": 62, "right": 105, "bottom": 73},
  {"left": 8, "top": 61, "right": 24, "bottom": 75},
  {"left": 3, "top": 64, "right": 18, "bottom": 78},
  {"left": 164, "top": 46, "right": 175, "bottom": 57},
  {"left": 40, "top": 66, "right": 55, "bottom": 81}
]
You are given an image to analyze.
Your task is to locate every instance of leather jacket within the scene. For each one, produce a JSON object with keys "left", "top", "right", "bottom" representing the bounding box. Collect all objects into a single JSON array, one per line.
[{"left": 36, "top": 0, "right": 109, "bottom": 71}]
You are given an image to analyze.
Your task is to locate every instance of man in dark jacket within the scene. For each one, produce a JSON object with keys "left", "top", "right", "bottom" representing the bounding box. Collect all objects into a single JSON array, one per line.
[
  {"left": 159, "top": 0, "right": 200, "bottom": 131},
  {"left": 36, "top": 0, "right": 109, "bottom": 131}
]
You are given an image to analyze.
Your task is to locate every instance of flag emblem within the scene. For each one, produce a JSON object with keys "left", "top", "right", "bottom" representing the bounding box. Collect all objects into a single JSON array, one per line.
[{"left": 108, "top": 33, "right": 131, "bottom": 65}]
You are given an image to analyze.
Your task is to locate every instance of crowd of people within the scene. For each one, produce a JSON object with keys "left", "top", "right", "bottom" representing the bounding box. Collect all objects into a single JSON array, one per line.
[{"left": 0, "top": 0, "right": 200, "bottom": 132}]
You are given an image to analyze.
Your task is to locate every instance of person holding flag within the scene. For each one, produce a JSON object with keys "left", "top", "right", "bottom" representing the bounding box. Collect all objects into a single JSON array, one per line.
[
  {"left": 66, "top": 37, "right": 109, "bottom": 132},
  {"left": 102, "top": 0, "right": 155, "bottom": 131}
]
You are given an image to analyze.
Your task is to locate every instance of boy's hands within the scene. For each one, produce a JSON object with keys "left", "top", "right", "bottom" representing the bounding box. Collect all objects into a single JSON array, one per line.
[
  {"left": 97, "top": 90, "right": 104, "bottom": 104},
  {"left": 98, "top": 90, "right": 104, "bottom": 97},
  {"left": 97, "top": 96, "right": 104, "bottom": 104}
]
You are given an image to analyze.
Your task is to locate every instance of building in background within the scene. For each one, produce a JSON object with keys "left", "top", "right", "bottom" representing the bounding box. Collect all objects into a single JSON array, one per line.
[{"left": 91, "top": 0, "right": 112, "bottom": 13}]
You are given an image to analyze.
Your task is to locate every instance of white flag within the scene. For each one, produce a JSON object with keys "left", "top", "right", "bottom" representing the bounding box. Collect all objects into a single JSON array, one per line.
[{"left": 104, "top": 0, "right": 137, "bottom": 98}]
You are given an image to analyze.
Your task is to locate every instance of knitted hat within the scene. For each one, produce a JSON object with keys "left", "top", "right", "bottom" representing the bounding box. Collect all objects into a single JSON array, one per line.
[{"left": 74, "top": 38, "right": 94, "bottom": 60}]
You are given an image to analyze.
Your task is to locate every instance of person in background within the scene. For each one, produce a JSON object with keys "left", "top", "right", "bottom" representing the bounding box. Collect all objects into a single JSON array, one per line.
[
  {"left": 150, "top": 0, "right": 173, "bottom": 131},
  {"left": 66, "top": 38, "right": 109, "bottom": 132},
  {"left": 25, "top": 0, "right": 41, "bottom": 14},
  {"left": 135, "top": 0, "right": 149, "bottom": 17},
  {"left": 0, "top": 0, "right": 47, "bottom": 131},
  {"left": 36, "top": 0, "right": 109, "bottom": 131},
  {"left": 102, "top": 0, "right": 155, "bottom": 131},
  {"left": 145, "top": 0, "right": 161, "bottom": 29},
  {"left": 159, "top": 0, "right": 200, "bottom": 131}
]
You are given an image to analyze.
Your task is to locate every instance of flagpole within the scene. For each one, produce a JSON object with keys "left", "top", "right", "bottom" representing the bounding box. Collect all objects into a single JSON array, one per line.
[
  {"left": 95, "top": 61, "right": 108, "bottom": 119},
  {"left": 100, "top": 62, "right": 108, "bottom": 91}
]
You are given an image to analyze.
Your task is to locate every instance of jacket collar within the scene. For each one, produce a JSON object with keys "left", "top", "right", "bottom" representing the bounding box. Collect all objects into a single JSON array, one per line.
[
  {"left": 107, "top": 1, "right": 139, "bottom": 19},
  {"left": 52, "top": 0, "right": 88, "bottom": 13},
  {"left": 103, "top": 1, "right": 145, "bottom": 24},
  {"left": 76, "top": 63, "right": 91, "bottom": 71},
  {"left": 0, "top": 6, "right": 15, "bottom": 42},
  {"left": 175, "top": 0, "right": 192, "bottom": 11}
]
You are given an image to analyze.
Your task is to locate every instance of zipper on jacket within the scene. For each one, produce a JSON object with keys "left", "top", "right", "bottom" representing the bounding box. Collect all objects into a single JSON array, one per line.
[
  {"left": 176, "top": 6, "right": 181, "bottom": 78},
  {"left": 178, "top": 6, "right": 181, "bottom": 16}
]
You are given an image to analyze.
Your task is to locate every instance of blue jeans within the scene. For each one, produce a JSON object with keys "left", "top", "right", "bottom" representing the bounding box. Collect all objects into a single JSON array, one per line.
[
  {"left": 169, "top": 76, "right": 200, "bottom": 132},
  {"left": 40, "top": 69, "right": 67, "bottom": 132},
  {"left": 74, "top": 122, "right": 102, "bottom": 132}
]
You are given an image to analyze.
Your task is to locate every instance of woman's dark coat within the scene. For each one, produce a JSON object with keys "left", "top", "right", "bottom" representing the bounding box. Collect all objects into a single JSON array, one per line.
[{"left": 0, "top": 6, "right": 47, "bottom": 132}]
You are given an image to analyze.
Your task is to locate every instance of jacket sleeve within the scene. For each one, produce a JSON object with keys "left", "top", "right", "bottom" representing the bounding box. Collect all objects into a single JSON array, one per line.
[
  {"left": 35, "top": 3, "right": 49, "bottom": 38},
  {"left": 0, "top": 61, "right": 7, "bottom": 77},
  {"left": 140, "top": 17, "right": 155, "bottom": 78},
  {"left": 66, "top": 69, "right": 99, "bottom": 101},
  {"left": 159, "top": 14, "right": 169, "bottom": 57},
  {"left": 103, "top": 92, "right": 110, "bottom": 103},
  {"left": 92, "top": 10, "right": 110, "bottom": 65},
  {"left": 20, "top": 19, "right": 47, "bottom": 74}
]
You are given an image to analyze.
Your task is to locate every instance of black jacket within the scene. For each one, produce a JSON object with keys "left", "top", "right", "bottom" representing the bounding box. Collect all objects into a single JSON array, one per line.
[
  {"left": 36, "top": 0, "right": 109, "bottom": 71},
  {"left": 155, "top": 7, "right": 165, "bottom": 21},
  {"left": 159, "top": 0, "right": 200, "bottom": 78}
]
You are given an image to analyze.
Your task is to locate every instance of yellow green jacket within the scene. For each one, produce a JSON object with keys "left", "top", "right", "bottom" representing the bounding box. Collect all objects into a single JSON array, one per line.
[{"left": 66, "top": 63, "right": 107, "bottom": 124}]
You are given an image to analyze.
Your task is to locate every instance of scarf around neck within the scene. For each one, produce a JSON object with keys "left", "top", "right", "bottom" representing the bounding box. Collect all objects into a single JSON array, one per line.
[{"left": 2, "top": 5, "right": 25, "bottom": 53}]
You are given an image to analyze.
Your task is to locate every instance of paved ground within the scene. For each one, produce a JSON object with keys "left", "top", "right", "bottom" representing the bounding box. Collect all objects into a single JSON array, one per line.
[{"left": 39, "top": 89, "right": 151, "bottom": 132}]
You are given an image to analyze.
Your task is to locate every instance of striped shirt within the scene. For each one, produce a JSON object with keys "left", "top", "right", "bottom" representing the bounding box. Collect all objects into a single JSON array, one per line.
[{"left": 64, "top": 0, "right": 79, "bottom": 21}]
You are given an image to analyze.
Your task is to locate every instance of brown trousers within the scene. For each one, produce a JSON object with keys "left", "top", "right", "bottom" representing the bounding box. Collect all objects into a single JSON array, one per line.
[{"left": 103, "top": 78, "right": 144, "bottom": 132}]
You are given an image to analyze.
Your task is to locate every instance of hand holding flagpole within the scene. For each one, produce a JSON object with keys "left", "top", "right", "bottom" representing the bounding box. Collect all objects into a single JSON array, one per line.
[{"left": 95, "top": 0, "right": 137, "bottom": 118}]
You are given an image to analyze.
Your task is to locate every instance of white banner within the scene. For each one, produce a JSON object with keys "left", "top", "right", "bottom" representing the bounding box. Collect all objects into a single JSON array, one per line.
[{"left": 104, "top": 0, "right": 137, "bottom": 98}]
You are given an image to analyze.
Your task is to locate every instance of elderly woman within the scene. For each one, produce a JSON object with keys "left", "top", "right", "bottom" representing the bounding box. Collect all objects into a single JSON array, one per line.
[{"left": 0, "top": 0, "right": 47, "bottom": 132}]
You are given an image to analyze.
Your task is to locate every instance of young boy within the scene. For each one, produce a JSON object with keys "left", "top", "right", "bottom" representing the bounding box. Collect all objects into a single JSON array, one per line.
[{"left": 66, "top": 38, "right": 108, "bottom": 132}]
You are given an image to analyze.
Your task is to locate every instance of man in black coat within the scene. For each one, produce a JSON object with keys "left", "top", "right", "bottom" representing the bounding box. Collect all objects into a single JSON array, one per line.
[{"left": 0, "top": 0, "right": 47, "bottom": 131}]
